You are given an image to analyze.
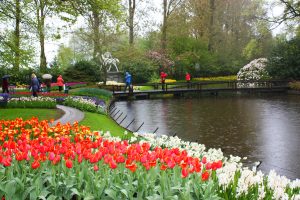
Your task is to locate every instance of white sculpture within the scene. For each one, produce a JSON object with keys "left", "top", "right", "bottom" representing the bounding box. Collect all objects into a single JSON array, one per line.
[{"left": 99, "top": 52, "right": 119, "bottom": 72}]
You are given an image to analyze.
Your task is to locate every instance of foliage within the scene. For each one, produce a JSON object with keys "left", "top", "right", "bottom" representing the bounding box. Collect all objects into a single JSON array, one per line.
[
  {"left": 121, "top": 62, "right": 157, "bottom": 83},
  {"left": 116, "top": 47, "right": 157, "bottom": 83},
  {"left": 289, "top": 81, "right": 300, "bottom": 90},
  {"left": 267, "top": 36, "right": 300, "bottom": 79},
  {"left": 63, "top": 60, "right": 101, "bottom": 82},
  {"left": 57, "top": 45, "right": 74, "bottom": 70}
]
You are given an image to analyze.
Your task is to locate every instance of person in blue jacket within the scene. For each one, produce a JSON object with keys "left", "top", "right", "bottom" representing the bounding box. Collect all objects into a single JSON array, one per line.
[{"left": 124, "top": 72, "right": 132, "bottom": 92}]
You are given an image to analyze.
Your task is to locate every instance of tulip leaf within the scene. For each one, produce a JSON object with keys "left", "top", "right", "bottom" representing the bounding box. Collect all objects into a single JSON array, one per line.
[
  {"left": 83, "top": 194, "right": 95, "bottom": 200},
  {"left": 46, "top": 195, "right": 57, "bottom": 200},
  {"left": 120, "top": 189, "right": 129, "bottom": 198},
  {"left": 5, "top": 180, "right": 16, "bottom": 196},
  {"left": 105, "top": 188, "right": 117, "bottom": 199}
]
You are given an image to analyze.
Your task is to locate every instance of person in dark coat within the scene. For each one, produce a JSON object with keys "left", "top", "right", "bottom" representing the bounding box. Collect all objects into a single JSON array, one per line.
[
  {"left": 31, "top": 73, "right": 40, "bottom": 97},
  {"left": 2, "top": 77, "right": 9, "bottom": 93}
]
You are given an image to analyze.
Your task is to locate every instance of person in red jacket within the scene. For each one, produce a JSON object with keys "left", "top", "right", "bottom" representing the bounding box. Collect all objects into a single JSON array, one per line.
[
  {"left": 160, "top": 71, "right": 167, "bottom": 91},
  {"left": 185, "top": 72, "right": 191, "bottom": 88},
  {"left": 2, "top": 77, "right": 9, "bottom": 93},
  {"left": 56, "top": 75, "right": 64, "bottom": 92}
]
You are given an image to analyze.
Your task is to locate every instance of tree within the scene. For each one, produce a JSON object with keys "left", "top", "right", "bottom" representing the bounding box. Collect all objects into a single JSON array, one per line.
[
  {"left": 57, "top": 45, "right": 74, "bottom": 70},
  {"left": 161, "top": 0, "right": 183, "bottom": 51},
  {"left": 69, "top": 0, "right": 122, "bottom": 60},
  {"left": 128, "top": 0, "right": 135, "bottom": 45},
  {"left": 0, "top": 0, "right": 33, "bottom": 71},
  {"left": 279, "top": 0, "right": 300, "bottom": 20},
  {"left": 267, "top": 36, "right": 300, "bottom": 79},
  {"left": 28, "top": 0, "right": 76, "bottom": 73}
]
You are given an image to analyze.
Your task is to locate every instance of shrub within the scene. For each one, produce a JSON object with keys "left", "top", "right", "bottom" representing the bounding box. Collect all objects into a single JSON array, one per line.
[
  {"left": 121, "top": 62, "right": 157, "bottom": 84},
  {"left": 289, "top": 81, "right": 300, "bottom": 90},
  {"left": 237, "top": 58, "right": 270, "bottom": 81},
  {"left": 63, "top": 60, "right": 101, "bottom": 82},
  {"left": 267, "top": 36, "right": 300, "bottom": 79},
  {"left": 69, "top": 88, "right": 112, "bottom": 102}
]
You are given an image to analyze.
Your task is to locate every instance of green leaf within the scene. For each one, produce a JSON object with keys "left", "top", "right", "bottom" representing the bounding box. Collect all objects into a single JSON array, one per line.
[
  {"left": 22, "top": 186, "right": 35, "bottom": 200},
  {"left": 105, "top": 188, "right": 117, "bottom": 199},
  {"left": 5, "top": 180, "right": 16, "bottom": 195},
  {"left": 46, "top": 195, "right": 57, "bottom": 200},
  {"left": 84, "top": 194, "right": 95, "bottom": 200},
  {"left": 71, "top": 188, "right": 80, "bottom": 196},
  {"left": 120, "top": 189, "right": 128, "bottom": 198}
]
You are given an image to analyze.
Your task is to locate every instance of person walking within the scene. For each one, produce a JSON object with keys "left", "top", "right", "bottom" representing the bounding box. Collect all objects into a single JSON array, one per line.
[
  {"left": 124, "top": 72, "right": 132, "bottom": 92},
  {"left": 185, "top": 72, "right": 191, "bottom": 88},
  {"left": 160, "top": 71, "right": 167, "bottom": 91},
  {"left": 2, "top": 77, "right": 9, "bottom": 93},
  {"left": 31, "top": 73, "right": 40, "bottom": 97},
  {"left": 56, "top": 75, "right": 64, "bottom": 92}
]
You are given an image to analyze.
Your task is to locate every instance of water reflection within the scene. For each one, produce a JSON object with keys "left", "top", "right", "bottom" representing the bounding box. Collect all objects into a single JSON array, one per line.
[{"left": 114, "top": 95, "right": 300, "bottom": 179}]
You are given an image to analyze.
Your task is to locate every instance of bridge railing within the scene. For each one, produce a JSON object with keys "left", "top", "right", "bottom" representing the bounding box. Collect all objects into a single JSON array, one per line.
[
  {"left": 161, "top": 80, "right": 289, "bottom": 91},
  {"left": 113, "top": 80, "right": 290, "bottom": 93}
]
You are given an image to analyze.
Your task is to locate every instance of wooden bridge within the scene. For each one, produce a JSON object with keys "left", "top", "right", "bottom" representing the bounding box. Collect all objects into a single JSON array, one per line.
[{"left": 113, "top": 80, "right": 290, "bottom": 99}]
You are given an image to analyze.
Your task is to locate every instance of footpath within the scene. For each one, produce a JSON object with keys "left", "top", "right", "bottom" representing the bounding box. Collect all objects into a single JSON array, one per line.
[{"left": 50, "top": 105, "right": 84, "bottom": 126}]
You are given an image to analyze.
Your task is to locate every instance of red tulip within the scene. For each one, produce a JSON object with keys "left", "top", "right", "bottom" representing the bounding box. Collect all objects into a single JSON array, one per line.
[
  {"left": 31, "top": 160, "right": 40, "bottom": 169},
  {"left": 202, "top": 171, "right": 210, "bottom": 181},
  {"left": 66, "top": 159, "right": 73, "bottom": 168},
  {"left": 181, "top": 167, "right": 189, "bottom": 178},
  {"left": 160, "top": 164, "right": 168, "bottom": 171},
  {"left": 93, "top": 165, "right": 99, "bottom": 171},
  {"left": 109, "top": 160, "right": 117, "bottom": 169},
  {"left": 201, "top": 156, "right": 207, "bottom": 164},
  {"left": 48, "top": 152, "right": 55, "bottom": 161}
]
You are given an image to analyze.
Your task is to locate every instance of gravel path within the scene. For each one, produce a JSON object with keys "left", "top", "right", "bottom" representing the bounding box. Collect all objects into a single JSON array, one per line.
[{"left": 50, "top": 105, "right": 85, "bottom": 126}]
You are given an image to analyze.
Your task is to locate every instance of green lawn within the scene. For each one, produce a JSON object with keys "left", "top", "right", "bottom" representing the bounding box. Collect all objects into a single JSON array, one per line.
[
  {"left": 79, "top": 112, "right": 129, "bottom": 137},
  {"left": 0, "top": 108, "right": 63, "bottom": 120}
]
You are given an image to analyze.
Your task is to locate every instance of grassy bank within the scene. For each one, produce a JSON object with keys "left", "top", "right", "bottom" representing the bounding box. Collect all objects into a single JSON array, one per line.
[
  {"left": 0, "top": 108, "right": 63, "bottom": 120},
  {"left": 79, "top": 112, "right": 128, "bottom": 137}
]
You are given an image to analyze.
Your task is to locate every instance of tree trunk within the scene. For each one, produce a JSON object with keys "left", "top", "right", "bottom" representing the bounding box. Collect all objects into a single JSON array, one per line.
[
  {"left": 13, "top": 0, "right": 21, "bottom": 72},
  {"left": 92, "top": 9, "right": 101, "bottom": 60},
  {"left": 208, "top": 0, "right": 215, "bottom": 52},
  {"left": 91, "top": 9, "right": 105, "bottom": 83},
  {"left": 161, "top": 0, "right": 167, "bottom": 51},
  {"left": 37, "top": 1, "right": 47, "bottom": 73},
  {"left": 128, "top": 0, "right": 135, "bottom": 45}
]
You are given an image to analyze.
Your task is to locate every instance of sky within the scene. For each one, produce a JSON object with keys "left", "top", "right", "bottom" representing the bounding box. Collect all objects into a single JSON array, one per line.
[{"left": 43, "top": 0, "right": 285, "bottom": 63}]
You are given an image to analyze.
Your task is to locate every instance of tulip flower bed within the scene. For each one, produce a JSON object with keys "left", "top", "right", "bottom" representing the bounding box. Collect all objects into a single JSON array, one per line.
[
  {"left": 0, "top": 119, "right": 299, "bottom": 199},
  {"left": 5, "top": 97, "right": 56, "bottom": 109},
  {"left": 0, "top": 118, "right": 223, "bottom": 199},
  {"left": 62, "top": 97, "right": 106, "bottom": 114},
  {"left": 11, "top": 92, "right": 68, "bottom": 98}
]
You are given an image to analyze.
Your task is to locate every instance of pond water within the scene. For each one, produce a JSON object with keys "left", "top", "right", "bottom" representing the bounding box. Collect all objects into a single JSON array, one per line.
[{"left": 113, "top": 94, "right": 300, "bottom": 179}]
